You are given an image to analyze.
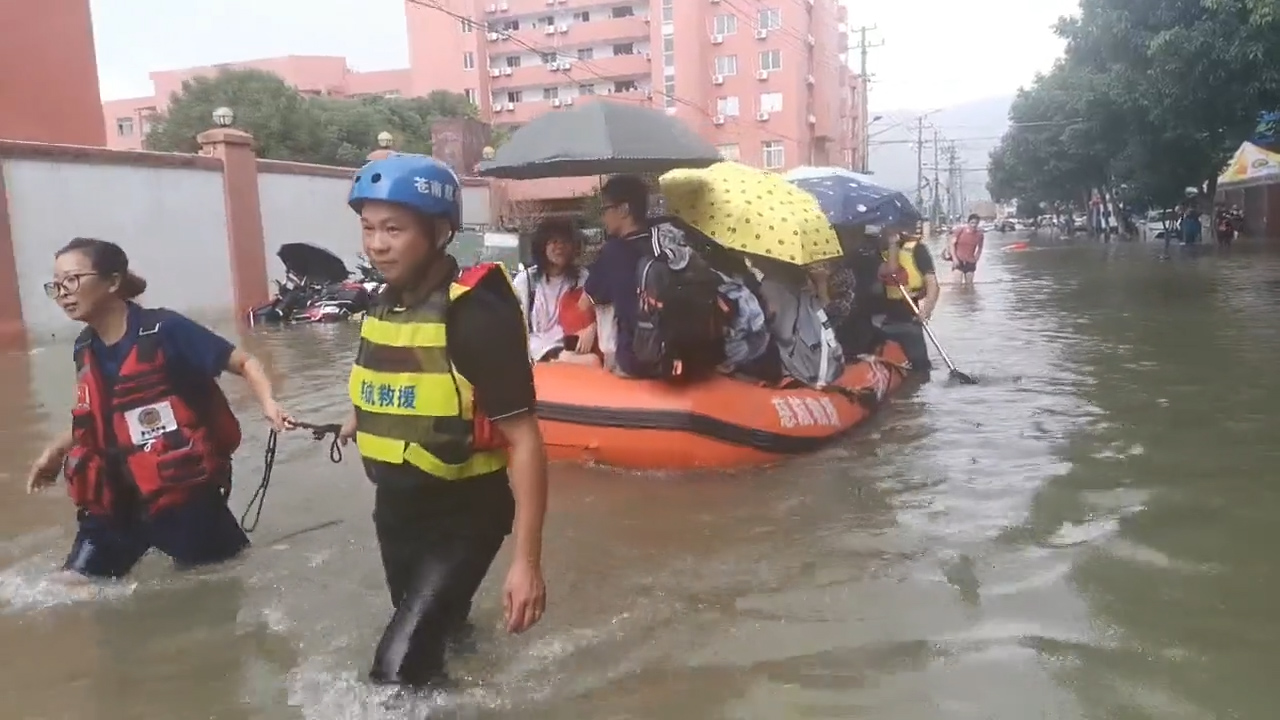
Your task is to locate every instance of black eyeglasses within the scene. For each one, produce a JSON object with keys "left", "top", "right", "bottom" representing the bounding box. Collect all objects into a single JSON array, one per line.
[{"left": 44, "top": 273, "right": 99, "bottom": 299}]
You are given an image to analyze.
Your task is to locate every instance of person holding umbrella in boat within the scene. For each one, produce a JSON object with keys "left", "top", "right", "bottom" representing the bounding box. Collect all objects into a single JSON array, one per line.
[{"left": 340, "top": 153, "right": 548, "bottom": 688}]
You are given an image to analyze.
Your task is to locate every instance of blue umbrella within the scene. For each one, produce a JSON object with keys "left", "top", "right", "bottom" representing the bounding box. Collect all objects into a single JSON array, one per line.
[{"left": 785, "top": 166, "right": 923, "bottom": 228}]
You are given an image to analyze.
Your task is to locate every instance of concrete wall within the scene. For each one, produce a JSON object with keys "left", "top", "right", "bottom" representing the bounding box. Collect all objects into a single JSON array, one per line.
[
  {"left": 257, "top": 164, "right": 360, "bottom": 276},
  {"left": 4, "top": 158, "right": 232, "bottom": 336},
  {"left": 0, "top": 135, "right": 508, "bottom": 351}
]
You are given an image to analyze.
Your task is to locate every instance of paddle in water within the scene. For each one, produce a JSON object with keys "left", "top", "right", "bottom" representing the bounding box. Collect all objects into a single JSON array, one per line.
[{"left": 895, "top": 283, "right": 978, "bottom": 384}]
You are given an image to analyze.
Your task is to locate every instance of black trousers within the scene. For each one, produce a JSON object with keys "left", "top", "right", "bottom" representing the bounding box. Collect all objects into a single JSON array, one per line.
[{"left": 367, "top": 469, "right": 514, "bottom": 687}]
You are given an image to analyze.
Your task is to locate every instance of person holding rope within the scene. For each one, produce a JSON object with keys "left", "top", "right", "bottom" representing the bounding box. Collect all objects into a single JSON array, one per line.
[
  {"left": 26, "top": 237, "right": 293, "bottom": 580},
  {"left": 342, "top": 154, "right": 549, "bottom": 687}
]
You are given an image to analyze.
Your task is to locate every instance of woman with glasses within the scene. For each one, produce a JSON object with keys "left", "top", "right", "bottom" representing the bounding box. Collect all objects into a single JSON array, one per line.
[{"left": 26, "top": 237, "right": 294, "bottom": 580}]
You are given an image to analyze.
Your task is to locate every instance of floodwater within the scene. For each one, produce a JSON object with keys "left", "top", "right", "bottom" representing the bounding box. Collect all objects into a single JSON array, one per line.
[{"left": 2, "top": 234, "right": 1278, "bottom": 719}]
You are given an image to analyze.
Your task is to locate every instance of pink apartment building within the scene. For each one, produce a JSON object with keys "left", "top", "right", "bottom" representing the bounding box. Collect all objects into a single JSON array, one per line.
[
  {"left": 405, "top": 0, "right": 866, "bottom": 177},
  {"left": 102, "top": 55, "right": 412, "bottom": 150}
]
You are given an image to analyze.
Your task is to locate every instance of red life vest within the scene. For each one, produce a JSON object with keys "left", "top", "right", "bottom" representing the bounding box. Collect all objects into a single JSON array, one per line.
[
  {"left": 455, "top": 262, "right": 518, "bottom": 452},
  {"left": 64, "top": 309, "right": 242, "bottom": 515}
]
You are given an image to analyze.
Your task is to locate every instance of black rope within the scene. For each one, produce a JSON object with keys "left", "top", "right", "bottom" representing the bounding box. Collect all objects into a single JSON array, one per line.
[{"left": 239, "top": 421, "right": 344, "bottom": 533}]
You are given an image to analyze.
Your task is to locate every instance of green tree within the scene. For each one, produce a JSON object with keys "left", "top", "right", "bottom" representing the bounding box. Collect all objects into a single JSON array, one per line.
[
  {"left": 145, "top": 69, "right": 331, "bottom": 161},
  {"left": 146, "top": 69, "right": 478, "bottom": 167},
  {"left": 988, "top": 0, "right": 1280, "bottom": 213}
]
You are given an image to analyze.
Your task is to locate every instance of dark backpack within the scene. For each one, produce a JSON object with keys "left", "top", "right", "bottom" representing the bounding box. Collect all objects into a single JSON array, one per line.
[{"left": 632, "top": 225, "right": 729, "bottom": 380}]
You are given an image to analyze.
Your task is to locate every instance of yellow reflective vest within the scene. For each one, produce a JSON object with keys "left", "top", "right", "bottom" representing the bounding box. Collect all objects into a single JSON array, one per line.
[
  {"left": 883, "top": 239, "right": 926, "bottom": 300},
  {"left": 347, "top": 266, "right": 509, "bottom": 480}
]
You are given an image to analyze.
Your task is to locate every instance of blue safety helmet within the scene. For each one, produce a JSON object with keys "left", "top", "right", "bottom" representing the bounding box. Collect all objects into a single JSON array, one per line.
[{"left": 348, "top": 153, "right": 461, "bottom": 232}]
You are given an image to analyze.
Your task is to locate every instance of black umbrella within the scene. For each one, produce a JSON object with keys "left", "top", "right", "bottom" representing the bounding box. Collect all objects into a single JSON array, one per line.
[
  {"left": 476, "top": 100, "right": 722, "bottom": 180},
  {"left": 277, "top": 243, "right": 349, "bottom": 284}
]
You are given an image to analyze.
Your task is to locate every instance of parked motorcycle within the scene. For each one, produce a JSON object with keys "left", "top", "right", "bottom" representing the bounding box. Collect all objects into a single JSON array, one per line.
[{"left": 248, "top": 243, "right": 376, "bottom": 325}]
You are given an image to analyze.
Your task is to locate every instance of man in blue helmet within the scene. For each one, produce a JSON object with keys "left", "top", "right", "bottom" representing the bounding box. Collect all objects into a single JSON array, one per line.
[{"left": 339, "top": 153, "right": 548, "bottom": 687}]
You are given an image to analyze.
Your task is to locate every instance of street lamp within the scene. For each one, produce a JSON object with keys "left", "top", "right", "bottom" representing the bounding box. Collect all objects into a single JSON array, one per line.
[
  {"left": 376, "top": 131, "right": 394, "bottom": 149},
  {"left": 212, "top": 106, "right": 234, "bottom": 127}
]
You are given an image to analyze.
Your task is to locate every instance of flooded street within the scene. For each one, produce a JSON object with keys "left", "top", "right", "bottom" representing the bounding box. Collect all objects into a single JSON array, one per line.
[{"left": 3, "top": 233, "right": 1279, "bottom": 719}]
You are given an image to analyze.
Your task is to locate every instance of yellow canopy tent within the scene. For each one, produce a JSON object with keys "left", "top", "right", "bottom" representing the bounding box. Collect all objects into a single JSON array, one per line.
[{"left": 1217, "top": 141, "right": 1280, "bottom": 189}]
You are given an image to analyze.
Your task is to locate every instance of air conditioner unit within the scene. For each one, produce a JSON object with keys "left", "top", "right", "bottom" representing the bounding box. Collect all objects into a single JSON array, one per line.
[
  {"left": 498, "top": 2, "right": 508, "bottom": 10},
  {"left": 755, "top": 29, "right": 768, "bottom": 39},
  {"left": 546, "top": 0, "right": 554, "bottom": 4},
  {"left": 487, "top": 32, "right": 500, "bottom": 41},
  {"left": 551, "top": 98, "right": 562, "bottom": 107},
  {"left": 564, "top": 97, "right": 574, "bottom": 105},
  {"left": 711, "top": 34, "right": 724, "bottom": 44},
  {"left": 644, "top": 88, "right": 653, "bottom": 98},
  {"left": 642, "top": 51, "right": 651, "bottom": 60},
  {"left": 807, "top": 34, "right": 815, "bottom": 45},
  {"left": 807, "top": 114, "right": 817, "bottom": 124},
  {"left": 544, "top": 26, "right": 555, "bottom": 34},
  {"left": 712, "top": 74, "right": 724, "bottom": 85},
  {"left": 711, "top": 0, "right": 721, "bottom": 3},
  {"left": 756, "top": 70, "right": 769, "bottom": 80},
  {"left": 486, "top": 4, "right": 496, "bottom": 12},
  {"left": 501, "top": 67, "right": 513, "bottom": 75},
  {"left": 756, "top": 111, "right": 769, "bottom": 121},
  {"left": 712, "top": 114, "right": 726, "bottom": 125},
  {"left": 488, "top": 68, "right": 501, "bottom": 77},
  {"left": 557, "top": 24, "right": 568, "bottom": 32},
  {"left": 805, "top": 74, "right": 815, "bottom": 85},
  {"left": 504, "top": 102, "right": 515, "bottom": 111}
]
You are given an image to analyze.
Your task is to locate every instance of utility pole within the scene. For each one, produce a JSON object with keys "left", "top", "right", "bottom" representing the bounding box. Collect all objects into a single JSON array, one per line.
[
  {"left": 915, "top": 117, "right": 925, "bottom": 211},
  {"left": 931, "top": 129, "right": 941, "bottom": 230},
  {"left": 851, "top": 26, "right": 882, "bottom": 172},
  {"left": 946, "top": 143, "right": 959, "bottom": 219}
]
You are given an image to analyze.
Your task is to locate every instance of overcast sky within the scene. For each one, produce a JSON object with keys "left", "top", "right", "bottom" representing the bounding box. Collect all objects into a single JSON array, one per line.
[{"left": 92, "top": 0, "right": 1078, "bottom": 111}]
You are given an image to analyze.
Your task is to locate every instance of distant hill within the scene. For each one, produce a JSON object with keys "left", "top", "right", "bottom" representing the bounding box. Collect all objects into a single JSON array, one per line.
[{"left": 865, "top": 94, "right": 1014, "bottom": 210}]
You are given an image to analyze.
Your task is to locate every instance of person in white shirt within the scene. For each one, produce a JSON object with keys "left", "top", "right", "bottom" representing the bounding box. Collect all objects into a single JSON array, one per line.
[{"left": 511, "top": 220, "right": 598, "bottom": 364}]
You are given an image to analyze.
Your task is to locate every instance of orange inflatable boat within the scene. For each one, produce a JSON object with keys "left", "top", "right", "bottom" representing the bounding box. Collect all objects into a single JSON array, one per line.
[{"left": 533, "top": 341, "right": 911, "bottom": 469}]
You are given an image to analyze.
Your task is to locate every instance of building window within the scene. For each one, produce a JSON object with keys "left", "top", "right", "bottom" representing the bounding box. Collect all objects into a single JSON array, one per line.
[
  {"left": 759, "top": 92, "right": 783, "bottom": 113},
  {"left": 541, "top": 52, "right": 558, "bottom": 64},
  {"left": 758, "top": 8, "right": 782, "bottom": 30},
  {"left": 714, "top": 55, "right": 738, "bottom": 76},
  {"left": 115, "top": 117, "right": 134, "bottom": 137},
  {"left": 759, "top": 49, "right": 782, "bottom": 72},
  {"left": 613, "top": 80, "right": 638, "bottom": 93},
  {"left": 713, "top": 14, "right": 737, "bottom": 35},
  {"left": 663, "top": 37, "right": 675, "bottom": 68},
  {"left": 507, "top": 90, "right": 524, "bottom": 103},
  {"left": 459, "top": 18, "right": 474, "bottom": 33},
  {"left": 763, "top": 140, "right": 784, "bottom": 169},
  {"left": 539, "top": 15, "right": 554, "bottom": 26},
  {"left": 579, "top": 84, "right": 597, "bottom": 95},
  {"left": 463, "top": 52, "right": 475, "bottom": 70},
  {"left": 577, "top": 47, "right": 594, "bottom": 60},
  {"left": 573, "top": 10, "right": 590, "bottom": 21},
  {"left": 717, "top": 143, "right": 740, "bottom": 161},
  {"left": 464, "top": 88, "right": 478, "bottom": 105},
  {"left": 506, "top": 56, "right": 522, "bottom": 68},
  {"left": 716, "top": 96, "right": 740, "bottom": 116},
  {"left": 501, "top": 19, "right": 519, "bottom": 31},
  {"left": 661, "top": 0, "right": 674, "bottom": 22},
  {"left": 613, "top": 43, "right": 635, "bottom": 55},
  {"left": 611, "top": 5, "right": 634, "bottom": 18},
  {"left": 664, "top": 79, "right": 676, "bottom": 108},
  {"left": 543, "top": 87, "right": 560, "bottom": 100}
]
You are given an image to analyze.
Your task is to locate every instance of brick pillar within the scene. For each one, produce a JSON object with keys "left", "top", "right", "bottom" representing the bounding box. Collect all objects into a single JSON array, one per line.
[
  {"left": 198, "top": 128, "right": 269, "bottom": 316},
  {"left": 0, "top": 167, "right": 26, "bottom": 349}
]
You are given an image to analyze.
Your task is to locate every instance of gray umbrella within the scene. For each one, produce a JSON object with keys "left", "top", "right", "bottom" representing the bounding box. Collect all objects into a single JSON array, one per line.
[{"left": 476, "top": 100, "right": 722, "bottom": 180}]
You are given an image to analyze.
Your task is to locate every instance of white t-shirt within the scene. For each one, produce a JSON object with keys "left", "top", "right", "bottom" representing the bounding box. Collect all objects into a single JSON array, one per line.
[{"left": 513, "top": 268, "right": 587, "bottom": 361}]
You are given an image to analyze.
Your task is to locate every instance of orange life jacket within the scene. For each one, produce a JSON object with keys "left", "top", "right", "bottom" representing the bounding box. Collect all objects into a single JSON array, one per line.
[{"left": 64, "top": 309, "right": 242, "bottom": 515}]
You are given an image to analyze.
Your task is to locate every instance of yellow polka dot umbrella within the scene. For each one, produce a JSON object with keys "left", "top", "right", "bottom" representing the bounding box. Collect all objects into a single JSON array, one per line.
[{"left": 659, "top": 161, "right": 841, "bottom": 266}]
